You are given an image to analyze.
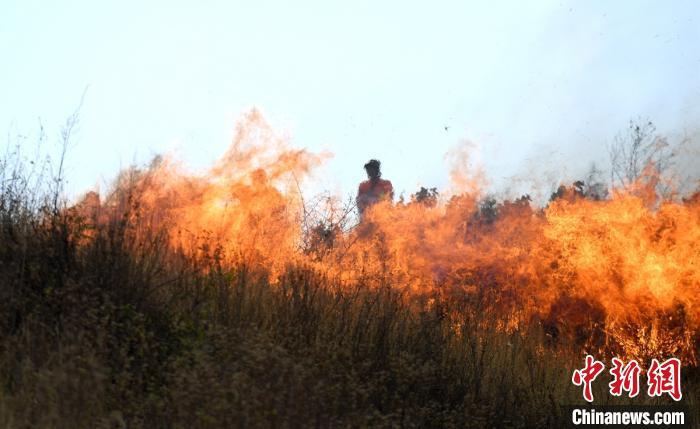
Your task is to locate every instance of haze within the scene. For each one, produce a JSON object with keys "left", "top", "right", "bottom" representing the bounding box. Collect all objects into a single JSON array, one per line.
[{"left": 1, "top": 1, "right": 698, "bottom": 200}]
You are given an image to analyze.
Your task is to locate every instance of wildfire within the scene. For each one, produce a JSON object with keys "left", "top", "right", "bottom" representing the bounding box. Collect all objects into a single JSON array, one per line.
[{"left": 77, "top": 110, "right": 700, "bottom": 365}]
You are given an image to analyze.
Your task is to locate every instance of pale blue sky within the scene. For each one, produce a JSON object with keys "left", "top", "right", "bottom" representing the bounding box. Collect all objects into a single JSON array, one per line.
[{"left": 1, "top": 1, "right": 699, "bottom": 200}]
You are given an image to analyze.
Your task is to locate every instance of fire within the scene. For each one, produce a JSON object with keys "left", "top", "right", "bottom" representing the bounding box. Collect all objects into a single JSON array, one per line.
[
  {"left": 79, "top": 110, "right": 700, "bottom": 365},
  {"left": 96, "top": 109, "right": 328, "bottom": 277}
]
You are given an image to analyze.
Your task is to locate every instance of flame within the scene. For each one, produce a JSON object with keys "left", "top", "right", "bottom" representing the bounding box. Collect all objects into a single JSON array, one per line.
[{"left": 79, "top": 110, "right": 700, "bottom": 364}]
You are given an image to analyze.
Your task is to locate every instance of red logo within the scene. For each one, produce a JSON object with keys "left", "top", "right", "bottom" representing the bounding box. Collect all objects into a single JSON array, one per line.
[
  {"left": 647, "top": 358, "right": 682, "bottom": 401},
  {"left": 572, "top": 355, "right": 606, "bottom": 402},
  {"left": 608, "top": 357, "right": 641, "bottom": 398},
  {"left": 572, "top": 356, "right": 682, "bottom": 402}
]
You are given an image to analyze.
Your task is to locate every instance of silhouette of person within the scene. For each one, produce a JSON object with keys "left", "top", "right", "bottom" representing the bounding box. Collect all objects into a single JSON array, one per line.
[{"left": 356, "top": 159, "right": 394, "bottom": 217}]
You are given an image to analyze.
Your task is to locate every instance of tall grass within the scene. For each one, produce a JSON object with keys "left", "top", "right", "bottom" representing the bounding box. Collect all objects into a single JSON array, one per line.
[{"left": 0, "top": 150, "right": 697, "bottom": 428}]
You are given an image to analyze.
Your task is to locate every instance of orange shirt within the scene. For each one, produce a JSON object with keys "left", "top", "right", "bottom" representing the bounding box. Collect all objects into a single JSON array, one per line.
[{"left": 357, "top": 179, "right": 394, "bottom": 213}]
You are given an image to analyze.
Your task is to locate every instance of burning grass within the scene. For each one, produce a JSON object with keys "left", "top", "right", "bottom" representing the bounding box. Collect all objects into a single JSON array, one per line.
[
  {"left": 1, "top": 112, "right": 699, "bottom": 427},
  {"left": 91, "top": 110, "right": 700, "bottom": 365}
]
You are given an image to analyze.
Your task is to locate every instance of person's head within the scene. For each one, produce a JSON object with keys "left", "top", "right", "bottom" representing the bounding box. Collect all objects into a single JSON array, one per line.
[{"left": 364, "top": 159, "right": 381, "bottom": 180}]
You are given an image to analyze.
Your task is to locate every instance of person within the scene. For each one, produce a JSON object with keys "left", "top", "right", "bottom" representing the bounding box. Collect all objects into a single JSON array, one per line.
[{"left": 356, "top": 159, "right": 394, "bottom": 217}]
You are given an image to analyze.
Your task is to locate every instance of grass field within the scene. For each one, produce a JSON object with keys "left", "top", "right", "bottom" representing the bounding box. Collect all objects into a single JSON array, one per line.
[{"left": 0, "top": 147, "right": 697, "bottom": 428}]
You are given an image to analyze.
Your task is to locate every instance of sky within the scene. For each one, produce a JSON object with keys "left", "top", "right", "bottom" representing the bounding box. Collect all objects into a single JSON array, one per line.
[{"left": 1, "top": 0, "right": 699, "bottom": 202}]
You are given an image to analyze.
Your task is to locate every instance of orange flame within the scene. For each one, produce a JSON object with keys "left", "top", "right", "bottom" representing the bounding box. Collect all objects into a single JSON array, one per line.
[{"left": 80, "top": 110, "right": 700, "bottom": 364}]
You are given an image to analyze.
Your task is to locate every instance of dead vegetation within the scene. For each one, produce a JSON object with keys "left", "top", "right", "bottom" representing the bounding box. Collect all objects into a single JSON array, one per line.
[{"left": 0, "top": 120, "right": 698, "bottom": 428}]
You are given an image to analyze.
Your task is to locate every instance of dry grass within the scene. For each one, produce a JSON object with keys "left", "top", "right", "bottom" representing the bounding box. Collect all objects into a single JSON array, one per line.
[{"left": 0, "top": 151, "right": 697, "bottom": 428}]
